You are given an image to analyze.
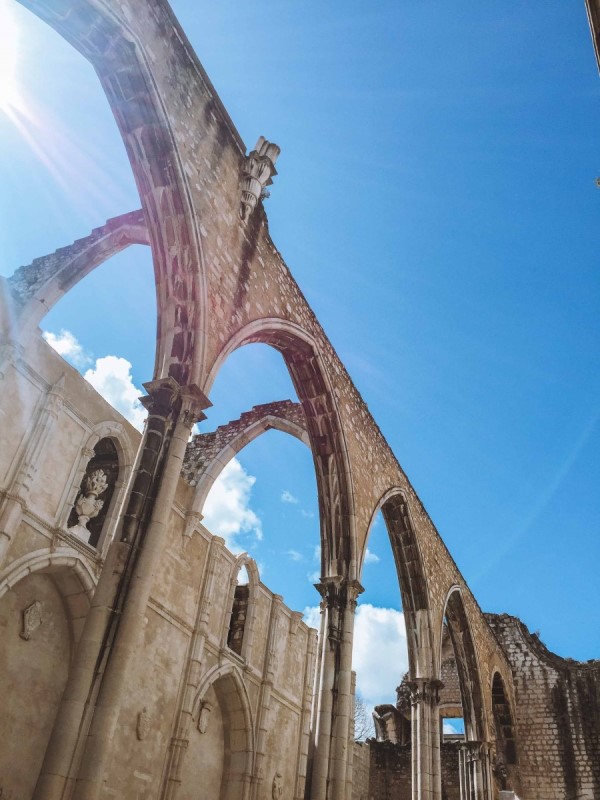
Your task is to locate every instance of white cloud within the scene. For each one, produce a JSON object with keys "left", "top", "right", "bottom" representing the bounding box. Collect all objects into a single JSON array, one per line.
[
  {"left": 84, "top": 356, "right": 146, "bottom": 431},
  {"left": 43, "top": 330, "right": 146, "bottom": 431},
  {"left": 300, "top": 509, "right": 315, "bottom": 518},
  {"left": 302, "top": 605, "right": 321, "bottom": 630},
  {"left": 287, "top": 549, "right": 303, "bottom": 562},
  {"left": 313, "top": 545, "right": 321, "bottom": 561},
  {"left": 43, "top": 329, "right": 92, "bottom": 368},
  {"left": 307, "top": 570, "right": 320, "bottom": 583},
  {"left": 281, "top": 489, "right": 299, "bottom": 504},
  {"left": 302, "top": 603, "right": 408, "bottom": 712},
  {"left": 202, "top": 458, "right": 262, "bottom": 552},
  {"left": 364, "top": 548, "right": 380, "bottom": 564},
  {"left": 352, "top": 605, "right": 408, "bottom": 709}
]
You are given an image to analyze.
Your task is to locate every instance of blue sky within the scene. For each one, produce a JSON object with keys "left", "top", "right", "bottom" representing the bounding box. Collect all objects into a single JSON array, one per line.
[{"left": 1, "top": 1, "right": 599, "bottom": 711}]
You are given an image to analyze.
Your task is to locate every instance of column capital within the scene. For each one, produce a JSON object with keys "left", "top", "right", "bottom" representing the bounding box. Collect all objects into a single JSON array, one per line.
[
  {"left": 141, "top": 377, "right": 211, "bottom": 425},
  {"left": 407, "top": 677, "right": 444, "bottom": 706},
  {"left": 314, "top": 576, "right": 364, "bottom": 610}
]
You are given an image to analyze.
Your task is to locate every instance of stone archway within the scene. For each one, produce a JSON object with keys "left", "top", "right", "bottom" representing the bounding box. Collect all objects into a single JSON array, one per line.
[
  {"left": 179, "top": 665, "right": 254, "bottom": 800},
  {"left": 0, "top": 552, "right": 93, "bottom": 798}
]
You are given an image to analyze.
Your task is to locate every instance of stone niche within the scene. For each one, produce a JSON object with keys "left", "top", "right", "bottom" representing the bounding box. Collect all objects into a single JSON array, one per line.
[{"left": 67, "top": 437, "right": 119, "bottom": 547}]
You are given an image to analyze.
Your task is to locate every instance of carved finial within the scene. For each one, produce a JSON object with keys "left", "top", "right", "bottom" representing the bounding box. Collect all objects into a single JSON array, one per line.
[{"left": 240, "top": 137, "right": 280, "bottom": 222}]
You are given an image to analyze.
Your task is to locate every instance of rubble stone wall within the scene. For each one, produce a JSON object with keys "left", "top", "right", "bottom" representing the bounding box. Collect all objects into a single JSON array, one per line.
[{"left": 487, "top": 613, "right": 600, "bottom": 800}]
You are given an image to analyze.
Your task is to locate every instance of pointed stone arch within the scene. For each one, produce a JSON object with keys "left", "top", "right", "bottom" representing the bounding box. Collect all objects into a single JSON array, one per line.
[
  {"left": 440, "top": 587, "right": 486, "bottom": 741},
  {"left": 16, "top": 0, "right": 207, "bottom": 385},
  {"left": 207, "top": 318, "right": 356, "bottom": 579},
  {"left": 184, "top": 401, "right": 309, "bottom": 516},
  {"left": 363, "top": 488, "right": 434, "bottom": 677},
  {"left": 185, "top": 662, "right": 255, "bottom": 800},
  {"left": 220, "top": 553, "right": 260, "bottom": 664},
  {"left": 8, "top": 211, "right": 149, "bottom": 342}
]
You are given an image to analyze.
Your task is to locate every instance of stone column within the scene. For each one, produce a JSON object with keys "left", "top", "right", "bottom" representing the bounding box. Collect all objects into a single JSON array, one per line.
[
  {"left": 72, "top": 381, "right": 208, "bottom": 800},
  {"left": 310, "top": 577, "right": 363, "bottom": 800},
  {"left": 0, "top": 374, "right": 65, "bottom": 566},
  {"left": 162, "top": 534, "right": 226, "bottom": 799},
  {"left": 408, "top": 677, "right": 443, "bottom": 800}
]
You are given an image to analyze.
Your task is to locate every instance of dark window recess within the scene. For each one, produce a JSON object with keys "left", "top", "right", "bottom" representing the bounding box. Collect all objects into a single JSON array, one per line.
[
  {"left": 227, "top": 584, "right": 250, "bottom": 656},
  {"left": 67, "top": 437, "right": 119, "bottom": 548}
]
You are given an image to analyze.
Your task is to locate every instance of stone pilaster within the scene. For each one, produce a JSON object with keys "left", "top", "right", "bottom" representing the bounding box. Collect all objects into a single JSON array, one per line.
[
  {"left": 162, "top": 534, "right": 226, "bottom": 800},
  {"left": 252, "top": 594, "right": 284, "bottom": 799}
]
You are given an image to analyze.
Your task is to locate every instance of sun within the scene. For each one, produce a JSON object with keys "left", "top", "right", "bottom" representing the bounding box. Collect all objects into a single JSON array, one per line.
[{"left": 0, "top": 1, "right": 21, "bottom": 113}]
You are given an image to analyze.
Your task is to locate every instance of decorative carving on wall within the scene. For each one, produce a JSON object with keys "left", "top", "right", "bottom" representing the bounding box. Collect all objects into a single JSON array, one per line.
[
  {"left": 20, "top": 600, "right": 42, "bottom": 640},
  {"left": 240, "top": 137, "right": 280, "bottom": 222},
  {"left": 136, "top": 707, "right": 151, "bottom": 741},
  {"left": 271, "top": 771, "right": 283, "bottom": 800},
  {"left": 197, "top": 700, "right": 213, "bottom": 734},
  {"left": 68, "top": 468, "right": 109, "bottom": 544}
]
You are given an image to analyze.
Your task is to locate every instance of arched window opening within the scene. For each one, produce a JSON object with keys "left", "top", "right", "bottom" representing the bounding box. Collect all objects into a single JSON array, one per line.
[
  {"left": 67, "top": 437, "right": 119, "bottom": 548},
  {"left": 227, "top": 581, "right": 249, "bottom": 656}
]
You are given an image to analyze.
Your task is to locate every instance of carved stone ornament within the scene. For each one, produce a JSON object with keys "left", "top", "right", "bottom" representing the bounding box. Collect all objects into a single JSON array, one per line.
[
  {"left": 20, "top": 600, "right": 42, "bottom": 640},
  {"left": 240, "top": 137, "right": 280, "bottom": 222},
  {"left": 136, "top": 706, "right": 151, "bottom": 741},
  {"left": 271, "top": 771, "right": 283, "bottom": 800},
  {"left": 197, "top": 700, "right": 213, "bottom": 734},
  {"left": 68, "top": 468, "right": 109, "bottom": 543}
]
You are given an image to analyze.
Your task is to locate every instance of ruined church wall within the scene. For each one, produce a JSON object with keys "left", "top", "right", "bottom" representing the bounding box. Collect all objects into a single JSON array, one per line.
[
  {"left": 487, "top": 613, "right": 600, "bottom": 800},
  {"left": 102, "top": 513, "right": 317, "bottom": 798}
]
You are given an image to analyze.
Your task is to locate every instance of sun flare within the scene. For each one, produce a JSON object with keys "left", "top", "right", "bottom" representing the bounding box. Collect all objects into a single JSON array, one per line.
[{"left": 0, "top": 1, "right": 21, "bottom": 113}]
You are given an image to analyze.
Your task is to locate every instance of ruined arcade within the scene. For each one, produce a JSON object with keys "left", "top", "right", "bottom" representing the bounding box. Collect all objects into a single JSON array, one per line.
[{"left": 0, "top": 2, "right": 599, "bottom": 799}]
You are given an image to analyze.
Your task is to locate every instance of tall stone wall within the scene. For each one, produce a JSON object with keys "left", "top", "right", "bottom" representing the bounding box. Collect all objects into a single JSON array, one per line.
[{"left": 486, "top": 613, "right": 600, "bottom": 800}]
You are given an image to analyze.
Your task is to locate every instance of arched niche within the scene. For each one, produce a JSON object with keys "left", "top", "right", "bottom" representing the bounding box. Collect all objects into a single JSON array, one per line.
[
  {"left": 61, "top": 423, "right": 135, "bottom": 553},
  {"left": 361, "top": 489, "right": 433, "bottom": 678},
  {"left": 0, "top": 550, "right": 94, "bottom": 798},
  {"left": 441, "top": 587, "right": 486, "bottom": 743},
  {"left": 207, "top": 319, "right": 356, "bottom": 580},
  {"left": 179, "top": 664, "right": 254, "bottom": 800}
]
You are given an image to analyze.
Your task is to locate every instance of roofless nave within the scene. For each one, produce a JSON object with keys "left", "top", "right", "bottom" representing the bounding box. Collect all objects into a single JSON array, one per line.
[{"left": 0, "top": 1, "right": 599, "bottom": 799}]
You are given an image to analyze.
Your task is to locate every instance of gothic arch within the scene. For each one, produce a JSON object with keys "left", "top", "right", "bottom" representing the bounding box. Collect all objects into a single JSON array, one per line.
[
  {"left": 207, "top": 319, "right": 356, "bottom": 578},
  {"left": 362, "top": 488, "right": 434, "bottom": 677},
  {"left": 0, "top": 547, "right": 96, "bottom": 647},
  {"left": 440, "top": 586, "right": 486, "bottom": 741},
  {"left": 189, "top": 406, "right": 309, "bottom": 516},
  {"left": 11, "top": 211, "right": 149, "bottom": 341},
  {"left": 16, "top": 0, "right": 207, "bottom": 385},
  {"left": 189, "top": 663, "right": 255, "bottom": 800},
  {"left": 221, "top": 553, "right": 260, "bottom": 663}
]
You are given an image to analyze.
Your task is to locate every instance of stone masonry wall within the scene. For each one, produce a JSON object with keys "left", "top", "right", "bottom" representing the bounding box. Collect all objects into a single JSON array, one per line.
[{"left": 486, "top": 613, "right": 600, "bottom": 800}]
